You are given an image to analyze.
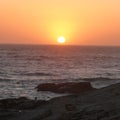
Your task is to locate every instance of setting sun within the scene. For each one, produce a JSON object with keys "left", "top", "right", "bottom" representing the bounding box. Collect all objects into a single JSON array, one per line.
[{"left": 57, "top": 37, "right": 66, "bottom": 44}]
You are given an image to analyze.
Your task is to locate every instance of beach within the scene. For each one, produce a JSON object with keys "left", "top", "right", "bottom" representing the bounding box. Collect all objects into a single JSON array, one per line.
[
  {"left": 0, "top": 45, "right": 119, "bottom": 120},
  {"left": 0, "top": 0, "right": 120, "bottom": 119},
  {"left": 0, "top": 83, "right": 120, "bottom": 120}
]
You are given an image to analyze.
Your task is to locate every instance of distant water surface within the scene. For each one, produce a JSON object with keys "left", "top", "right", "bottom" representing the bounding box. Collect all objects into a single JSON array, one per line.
[{"left": 0, "top": 45, "right": 120, "bottom": 100}]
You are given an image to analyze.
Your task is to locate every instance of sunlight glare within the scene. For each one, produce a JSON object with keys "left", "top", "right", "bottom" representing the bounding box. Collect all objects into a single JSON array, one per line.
[{"left": 57, "top": 36, "right": 66, "bottom": 44}]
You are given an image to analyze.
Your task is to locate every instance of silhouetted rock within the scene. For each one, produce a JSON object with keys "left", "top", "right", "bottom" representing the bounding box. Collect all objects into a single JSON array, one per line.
[
  {"left": 36, "top": 82, "right": 95, "bottom": 93},
  {"left": 1, "top": 83, "right": 120, "bottom": 120},
  {"left": 0, "top": 97, "right": 46, "bottom": 110}
]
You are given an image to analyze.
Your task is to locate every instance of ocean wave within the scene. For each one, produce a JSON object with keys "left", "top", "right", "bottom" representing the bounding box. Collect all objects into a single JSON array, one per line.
[
  {"left": 0, "top": 78, "right": 13, "bottom": 82},
  {"left": 38, "top": 77, "right": 120, "bottom": 84},
  {"left": 52, "top": 77, "right": 120, "bottom": 81},
  {"left": 51, "top": 77, "right": 120, "bottom": 83},
  {"left": 82, "top": 77, "right": 114, "bottom": 81},
  {"left": 79, "top": 77, "right": 120, "bottom": 81},
  {"left": 22, "top": 72, "right": 53, "bottom": 76}
]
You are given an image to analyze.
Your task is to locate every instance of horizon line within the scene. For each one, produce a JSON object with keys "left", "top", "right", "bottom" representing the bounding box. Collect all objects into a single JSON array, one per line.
[{"left": 0, "top": 43, "right": 120, "bottom": 47}]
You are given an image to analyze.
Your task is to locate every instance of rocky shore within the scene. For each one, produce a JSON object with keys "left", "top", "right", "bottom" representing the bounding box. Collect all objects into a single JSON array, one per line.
[
  {"left": 0, "top": 83, "right": 120, "bottom": 120},
  {"left": 36, "top": 82, "right": 95, "bottom": 93}
]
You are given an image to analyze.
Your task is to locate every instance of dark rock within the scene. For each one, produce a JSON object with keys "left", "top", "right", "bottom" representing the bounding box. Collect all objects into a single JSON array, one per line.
[
  {"left": 36, "top": 82, "right": 95, "bottom": 94},
  {"left": 65, "top": 104, "right": 77, "bottom": 111},
  {"left": 0, "top": 97, "right": 46, "bottom": 110}
]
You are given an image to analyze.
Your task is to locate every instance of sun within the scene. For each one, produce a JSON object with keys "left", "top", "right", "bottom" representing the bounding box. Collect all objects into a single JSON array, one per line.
[{"left": 57, "top": 36, "right": 66, "bottom": 44}]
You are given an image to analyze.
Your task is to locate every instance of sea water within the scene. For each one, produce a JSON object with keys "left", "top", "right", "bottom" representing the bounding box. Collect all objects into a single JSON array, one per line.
[{"left": 0, "top": 45, "right": 120, "bottom": 100}]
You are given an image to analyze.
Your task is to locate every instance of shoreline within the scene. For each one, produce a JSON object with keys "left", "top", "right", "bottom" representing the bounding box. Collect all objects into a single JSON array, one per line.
[{"left": 0, "top": 83, "right": 120, "bottom": 120}]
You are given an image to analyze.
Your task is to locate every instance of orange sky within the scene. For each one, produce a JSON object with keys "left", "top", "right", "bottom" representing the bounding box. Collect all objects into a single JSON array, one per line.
[{"left": 0, "top": 0, "right": 120, "bottom": 46}]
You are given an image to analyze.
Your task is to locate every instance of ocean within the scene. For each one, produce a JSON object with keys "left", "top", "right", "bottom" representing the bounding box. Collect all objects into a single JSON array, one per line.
[{"left": 0, "top": 45, "right": 120, "bottom": 100}]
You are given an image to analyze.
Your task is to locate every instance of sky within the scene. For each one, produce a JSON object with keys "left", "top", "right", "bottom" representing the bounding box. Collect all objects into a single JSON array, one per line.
[{"left": 0, "top": 0, "right": 120, "bottom": 46}]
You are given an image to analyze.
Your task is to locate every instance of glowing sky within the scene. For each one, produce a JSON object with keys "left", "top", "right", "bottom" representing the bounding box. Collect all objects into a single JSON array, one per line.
[{"left": 0, "top": 0, "right": 120, "bottom": 45}]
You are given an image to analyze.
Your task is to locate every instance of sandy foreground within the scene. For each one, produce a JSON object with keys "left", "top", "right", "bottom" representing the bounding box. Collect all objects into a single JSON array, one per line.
[{"left": 0, "top": 83, "right": 120, "bottom": 120}]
